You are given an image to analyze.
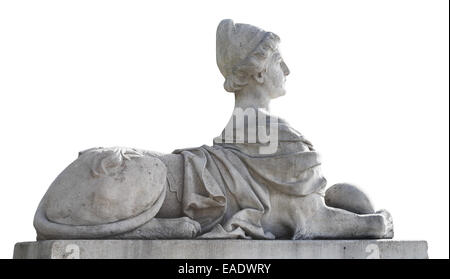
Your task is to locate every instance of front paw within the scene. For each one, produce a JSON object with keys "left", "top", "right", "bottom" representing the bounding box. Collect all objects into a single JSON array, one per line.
[
  {"left": 175, "top": 217, "right": 202, "bottom": 238},
  {"left": 376, "top": 209, "right": 394, "bottom": 239}
]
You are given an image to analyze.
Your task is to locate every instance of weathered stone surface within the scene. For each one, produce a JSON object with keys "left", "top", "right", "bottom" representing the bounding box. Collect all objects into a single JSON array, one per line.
[
  {"left": 13, "top": 240, "right": 428, "bottom": 259},
  {"left": 45, "top": 147, "right": 166, "bottom": 226},
  {"left": 325, "top": 183, "right": 376, "bottom": 214},
  {"left": 31, "top": 19, "right": 396, "bottom": 242}
]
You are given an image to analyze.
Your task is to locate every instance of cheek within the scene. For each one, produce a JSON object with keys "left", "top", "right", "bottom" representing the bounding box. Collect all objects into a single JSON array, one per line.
[
  {"left": 266, "top": 68, "right": 286, "bottom": 98},
  {"left": 268, "top": 67, "right": 285, "bottom": 89}
]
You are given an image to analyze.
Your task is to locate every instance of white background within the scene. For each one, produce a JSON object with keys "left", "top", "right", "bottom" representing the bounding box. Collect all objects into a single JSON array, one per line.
[{"left": 0, "top": 0, "right": 448, "bottom": 258}]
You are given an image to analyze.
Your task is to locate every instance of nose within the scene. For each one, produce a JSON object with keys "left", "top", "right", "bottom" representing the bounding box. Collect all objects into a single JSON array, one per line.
[{"left": 281, "top": 61, "right": 290, "bottom": 76}]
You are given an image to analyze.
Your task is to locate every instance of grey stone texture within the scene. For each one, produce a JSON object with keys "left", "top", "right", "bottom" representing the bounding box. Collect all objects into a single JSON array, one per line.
[
  {"left": 13, "top": 240, "right": 428, "bottom": 259},
  {"left": 31, "top": 19, "right": 395, "bottom": 241},
  {"left": 13, "top": 19, "right": 429, "bottom": 260}
]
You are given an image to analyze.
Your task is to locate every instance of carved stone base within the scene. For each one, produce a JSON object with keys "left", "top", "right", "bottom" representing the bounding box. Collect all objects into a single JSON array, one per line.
[{"left": 13, "top": 240, "right": 428, "bottom": 259}]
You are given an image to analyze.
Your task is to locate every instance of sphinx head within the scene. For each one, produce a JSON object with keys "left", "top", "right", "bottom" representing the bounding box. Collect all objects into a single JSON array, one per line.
[{"left": 216, "top": 19, "right": 290, "bottom": 100}]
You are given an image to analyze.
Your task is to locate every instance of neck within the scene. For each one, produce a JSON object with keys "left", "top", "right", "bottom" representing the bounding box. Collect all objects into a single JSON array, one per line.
[{"left": 234, "top": 86, "right": 271, "bottom": 112}]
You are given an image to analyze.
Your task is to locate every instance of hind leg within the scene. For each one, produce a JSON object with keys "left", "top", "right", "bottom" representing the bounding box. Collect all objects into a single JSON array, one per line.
[
  {"left": 295, "top": 203, "right": 393, "bottom": 239},
  {"left": 112, "top": 217, "right": 201, "bottom": 239}
]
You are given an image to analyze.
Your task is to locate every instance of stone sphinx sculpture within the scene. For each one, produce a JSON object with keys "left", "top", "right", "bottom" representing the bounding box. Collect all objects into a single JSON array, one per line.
[{"left": 34, "top": 19, "right": 394, "bottom": 241}]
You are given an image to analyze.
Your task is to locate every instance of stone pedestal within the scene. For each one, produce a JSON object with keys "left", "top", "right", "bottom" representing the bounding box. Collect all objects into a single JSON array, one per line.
[{"left": 13, "top": 239, "right": 428, "bottom": 259}]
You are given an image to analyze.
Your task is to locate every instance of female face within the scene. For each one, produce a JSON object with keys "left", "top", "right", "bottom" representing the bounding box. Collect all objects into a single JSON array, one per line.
[{"left": 264, "top": 51, "right": 290, "bottom": 98}]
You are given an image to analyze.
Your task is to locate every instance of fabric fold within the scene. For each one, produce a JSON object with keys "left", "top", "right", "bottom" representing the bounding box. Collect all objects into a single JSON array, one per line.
[{"left": 173, "top": 143, "right": 326, "bottom": 239}]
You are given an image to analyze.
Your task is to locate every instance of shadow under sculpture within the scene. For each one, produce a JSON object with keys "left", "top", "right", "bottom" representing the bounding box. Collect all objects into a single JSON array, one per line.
[{"left": 34, "top": 19, "right": 394, "bottom": 241}]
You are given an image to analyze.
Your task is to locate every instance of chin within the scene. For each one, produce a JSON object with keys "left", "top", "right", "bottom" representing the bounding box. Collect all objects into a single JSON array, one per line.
[{"left": 272, "top": 89, "right": 286, "bottom": 99}]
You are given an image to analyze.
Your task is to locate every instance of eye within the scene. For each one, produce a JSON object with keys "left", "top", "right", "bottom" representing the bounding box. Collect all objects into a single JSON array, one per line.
[
  {"left": 277, "top": 57, "right": 283, "bottom": 66},
  {"left": 273, "top": 52, "right": 282, "bottom": 62}
]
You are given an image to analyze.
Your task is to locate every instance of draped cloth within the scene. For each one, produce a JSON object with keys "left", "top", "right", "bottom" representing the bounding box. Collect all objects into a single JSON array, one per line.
[
  {"left": 33, "top": 107, "right": 328, "bottom": 240},
  {"left": 172, "top": 143, "right": 327, "bottom": 239}
]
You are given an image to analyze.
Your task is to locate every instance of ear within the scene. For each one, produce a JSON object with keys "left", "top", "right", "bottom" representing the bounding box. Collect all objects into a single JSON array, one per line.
[{"left": 253, "top": 71, "right": 265, "bottom": 84}]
